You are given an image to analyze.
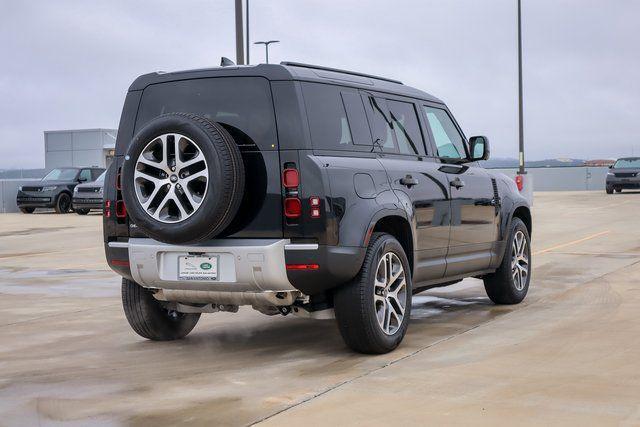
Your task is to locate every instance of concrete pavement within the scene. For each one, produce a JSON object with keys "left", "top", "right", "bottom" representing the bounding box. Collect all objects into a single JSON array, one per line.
[{"left": 0, "top": 191, "right": 639, "bottom": 426}]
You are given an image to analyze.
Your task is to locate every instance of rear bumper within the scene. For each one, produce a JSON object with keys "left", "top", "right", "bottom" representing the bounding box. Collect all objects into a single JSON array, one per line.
[{"left": 106, "top": 238, "right": 365, "bottom": 296}]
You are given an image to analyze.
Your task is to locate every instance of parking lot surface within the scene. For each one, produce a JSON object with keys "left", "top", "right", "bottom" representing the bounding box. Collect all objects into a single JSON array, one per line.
[{"left": 1, "top": 191, "right": 639, "bottom": 426}]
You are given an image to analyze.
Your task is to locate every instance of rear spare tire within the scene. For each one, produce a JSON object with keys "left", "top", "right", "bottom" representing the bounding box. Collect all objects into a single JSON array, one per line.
[{"left": 121, "top": 113, "right": 245, "bottom": 244}]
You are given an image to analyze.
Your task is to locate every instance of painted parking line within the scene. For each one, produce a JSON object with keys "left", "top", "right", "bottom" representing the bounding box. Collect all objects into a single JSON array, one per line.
[{"left": 533, "top": 230, "right": 611, "bottom": 255}]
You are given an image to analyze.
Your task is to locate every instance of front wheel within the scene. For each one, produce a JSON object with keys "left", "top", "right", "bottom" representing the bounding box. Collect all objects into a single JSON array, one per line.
[
  {"left": 54, "top": 193, "right": 71, "bottom": 214},
  {"left": 20, "top": 207, "right": 35, "bottom": 214},
  {"left": 121, "top": 278, "right": 200, "bottom": 340},
  {"left": 334, "top": 233, "right": 412, "bottom": 354},
  {"left": 483, "top": 217, "right": 531, "bottom": 304},
  {"left": 606, "top": 187, "right": 613, "bottom": 194}
]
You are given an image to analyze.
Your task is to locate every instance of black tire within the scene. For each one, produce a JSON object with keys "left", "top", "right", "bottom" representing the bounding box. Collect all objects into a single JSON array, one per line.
[
  {"left": 606, "top": 187, "right": 613, "bottom": 194},
  {"left": 483, "top": 217, "right": 531, "bottom": 304},
  {"left": 20, "top": 207, "right": 35, "bottom": 214},
  {"left": 75, "top": 208, "right": 90, "bottom": 215},
  {"left": 615, "top": 188, "right": 622, "bottom": 193},
  {"left": 54, "top": 193, "right": 71, "bottom": 214},
  {"left": 121, "top": 278, "right": 200, "bottom": 341},
  {"left": 121, "top": 113, "right": 245, "bottom": 244},
  {"left": 334, "top": 233, "right": 412, "bottom": 354}
]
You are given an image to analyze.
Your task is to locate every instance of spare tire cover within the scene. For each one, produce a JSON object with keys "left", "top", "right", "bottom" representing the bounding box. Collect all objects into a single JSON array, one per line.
[{"left": 121, "top": 113, "right": 245, "bottom": 244}]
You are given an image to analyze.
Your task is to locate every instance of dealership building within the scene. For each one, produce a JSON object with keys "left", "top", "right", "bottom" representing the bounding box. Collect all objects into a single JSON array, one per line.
[{"left": 44, "top": 128, "right": 117, "bottom": 169}]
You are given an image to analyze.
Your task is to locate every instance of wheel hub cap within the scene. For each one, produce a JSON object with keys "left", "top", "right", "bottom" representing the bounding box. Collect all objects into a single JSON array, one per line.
[
  {"left": 133, "top": 133, "right": 209, "bottom": 223},
  {"left": 374, "top": 252, "right": 407, "bottom": 335}
]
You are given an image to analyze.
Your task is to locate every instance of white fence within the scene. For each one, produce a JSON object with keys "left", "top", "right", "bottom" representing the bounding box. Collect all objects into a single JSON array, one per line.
[
  {"left": 490, "top": 166, "right": 609, "bottom": 191},
  {"left": 0, "top": 179, "right": 40, "bottom": 213}
]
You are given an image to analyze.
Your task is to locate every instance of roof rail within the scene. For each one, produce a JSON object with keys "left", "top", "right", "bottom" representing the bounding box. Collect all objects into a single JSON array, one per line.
[{"left": 280, "top": 61, "right": 403, "bottom": 85}]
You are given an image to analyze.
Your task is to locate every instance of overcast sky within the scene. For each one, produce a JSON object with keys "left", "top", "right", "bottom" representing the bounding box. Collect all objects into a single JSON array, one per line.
[{"left": 1, "top": 0, "right": 638, "bottom": 169}]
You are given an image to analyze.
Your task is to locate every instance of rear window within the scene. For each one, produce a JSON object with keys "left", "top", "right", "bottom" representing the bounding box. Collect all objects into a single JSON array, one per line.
[
  {"left": 302, "top": 83, "right": 378, "bottom": 152},
  {"left": 135, "top": 77, "right": 277, "bottom": 151}
]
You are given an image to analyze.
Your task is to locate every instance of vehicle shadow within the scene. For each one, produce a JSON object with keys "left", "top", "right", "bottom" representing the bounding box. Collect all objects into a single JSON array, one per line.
[{"left": 122, "top": 290, "right": 509, "bottom": 361}]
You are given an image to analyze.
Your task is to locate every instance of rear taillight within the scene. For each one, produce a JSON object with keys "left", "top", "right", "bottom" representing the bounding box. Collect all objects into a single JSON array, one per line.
[
  {"left": 104, "top": 200, "right": 111, "bottom": 218},
  {"left": 282, "top": 168, "right": 300, "bottom": 188},
  {"left": 309, "top": 196, "right": 321, "bottom": 218},
  {"left": 515, "top": 175, "right": 523, "bottom": 192},
  {"left": 116, "top": 171, "right": 122, "bottom": 191},
  {"left": 284, "top": 197, "right": 302, "bottom": 218},
  {"left": 116, "top": 200, "right": 127, "bottom": 218},
  {"left": 283, "top": 164, "right": 301, "bottom": 221}
]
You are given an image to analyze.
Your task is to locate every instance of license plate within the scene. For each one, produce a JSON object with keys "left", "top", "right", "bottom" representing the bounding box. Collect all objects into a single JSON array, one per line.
[{"left": 178, "top": 255, "right": 218, "bottom": 281}]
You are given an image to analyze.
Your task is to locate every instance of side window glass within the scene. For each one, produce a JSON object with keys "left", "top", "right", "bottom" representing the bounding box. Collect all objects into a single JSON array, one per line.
[
  {"left": 302, "top": 83, "right": 354, "bottom": 150},
  {"left": 387, "top": 100, "right": 425, "bottom": 156},
  {"left": 363, "top": 95, "right": 396, "bottom": 152},
  {"left": 341, "top": 92, "right": 373, "bottom": 146},
  {"left": 79, "top": 169, "right": 92, "bottom": 181},
  {"left": 423, "top": 106, "right": 467, "bottom": 159}
]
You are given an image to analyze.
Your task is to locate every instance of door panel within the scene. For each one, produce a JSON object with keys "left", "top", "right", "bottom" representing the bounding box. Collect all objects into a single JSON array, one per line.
[
  {"left": 359, "top": 93, "right": 451, "bottom": 282},
  {"left": 440, "top": 164, "right": 499, "bottom": 275},
  {"left": 420, "top": 104, "right": 499, "bottom": 276},
  {"left": 381, "top": 157, "right": 451, "bottom": 282}
]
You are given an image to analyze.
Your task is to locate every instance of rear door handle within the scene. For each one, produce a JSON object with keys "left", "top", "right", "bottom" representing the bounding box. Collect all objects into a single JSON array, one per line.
[
  {"left": 399, "top": 175, "right": 419, "bottom": 187},
  {"left": 450, "top": 177, "right": 465, "bottom": 189}
]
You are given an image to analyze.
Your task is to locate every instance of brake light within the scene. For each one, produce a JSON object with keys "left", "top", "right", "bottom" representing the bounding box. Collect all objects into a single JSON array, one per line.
[
  {"left": 286, "top": 263, "right": 319, "bottom": 270},
  {"left": 115, "top": 200, "right": 127, "bottom": 218},
  {"left": 282, "top": 168, "right": 299, "bottom": 188},
  {"left": 111, "top": 259, "right": 129, "bottom": 267},
  {"left": 104, "top": 200, "right": 111, "bottom": 218},
  {"left": 116, "top": 171, "right": 122, "bottom": 191},
  {"left": 284, "top": 197, "right": 302, "bottom": 218},
  {"left": 515, "top": 175, "right": 524, "bottom": 192}
]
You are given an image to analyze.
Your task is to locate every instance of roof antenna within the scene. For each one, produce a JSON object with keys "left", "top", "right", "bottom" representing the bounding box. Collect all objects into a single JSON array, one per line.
[{"left": 220, "top": 57, "right": 236, "bottom": 67}]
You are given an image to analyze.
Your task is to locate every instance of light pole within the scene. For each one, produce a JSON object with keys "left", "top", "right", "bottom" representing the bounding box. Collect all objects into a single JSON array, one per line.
[
  {"left": 254, "top": 40, "right": 279, "bottom": 64},
  {"left": 235, "top": 0, "right": 244, "bottom": 64},
  {"left": 517, "top": 0, "right": 525, "bottom": 175},
  {"left": 245, "top": 0, "right": 250, "bottom": 64}
]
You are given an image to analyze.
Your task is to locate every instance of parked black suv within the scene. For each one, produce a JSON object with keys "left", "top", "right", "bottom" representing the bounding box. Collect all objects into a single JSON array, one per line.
[
  {"left": 17, "top": 167, "right": 105, "bottom": 214},
  {"left": 606, "top": 157, "right": 640, "bottom": 193},
  {"left": 104, "top": 62, "right": 532, "bottom": 353}
]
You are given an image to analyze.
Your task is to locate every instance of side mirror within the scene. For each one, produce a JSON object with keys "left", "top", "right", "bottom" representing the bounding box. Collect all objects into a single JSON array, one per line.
[
  {"left": 469, "top": 136, "right": 490, "bottom": 161},
  {"left": 609, "top": 165, "right": 613, "bottom": 169}
]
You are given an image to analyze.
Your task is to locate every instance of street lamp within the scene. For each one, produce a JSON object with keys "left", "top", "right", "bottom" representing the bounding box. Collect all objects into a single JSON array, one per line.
[
  {"left": 254, "top": 40, "right": 279, "bottom": 64},
  {"left": 517, "top": 0, "right": 525, "bottom": 175}
]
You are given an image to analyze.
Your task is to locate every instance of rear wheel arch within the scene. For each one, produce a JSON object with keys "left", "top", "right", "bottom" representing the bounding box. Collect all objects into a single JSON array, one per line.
[{"left": 368, "top": 214, "right": 414, "bottom": 274}]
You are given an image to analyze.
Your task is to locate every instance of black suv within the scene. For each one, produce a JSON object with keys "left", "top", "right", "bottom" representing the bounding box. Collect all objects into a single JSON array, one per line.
[
  {"left": 104, "top": 62, "right": 532, "bottom": 354},
  {"left": 17, "top": 167, "right": 105, "bottom": 214},
  {"left": 606, "top": 157, "right": 640, "bottom": 193}
]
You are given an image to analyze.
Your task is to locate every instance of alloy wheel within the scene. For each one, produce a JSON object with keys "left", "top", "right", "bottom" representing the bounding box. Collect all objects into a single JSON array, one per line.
[
  {"left": 373, "top": 252, "right": 407, "bottom": 335},
  {"left": 511, "top": 230, "right": 529, "bottom": 291},
  {"left": 133, "top": 133, "right": 208, "bottom": 223}
]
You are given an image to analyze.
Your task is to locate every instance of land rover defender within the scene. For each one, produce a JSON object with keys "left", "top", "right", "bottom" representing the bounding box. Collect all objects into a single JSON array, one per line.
[{"left": 104, "top": 62, "right": 532, "bottom": 354}]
